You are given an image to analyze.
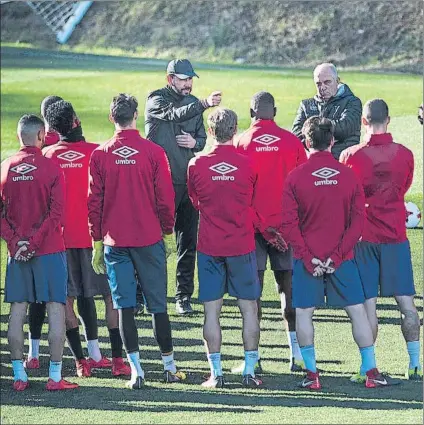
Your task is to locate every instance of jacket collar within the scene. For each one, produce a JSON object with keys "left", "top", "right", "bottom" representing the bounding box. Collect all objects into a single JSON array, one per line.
[
  {"left": 19, "top": 146, "right": 41, "bottom": 155},
  {"left": 165, "top": 85, "right": 184, "bottom": 101},
  {"left": 251, "top": 119, "right": 277, "bottom": 129},
  {"left": 114, "top": 129, "right": 140, "bottom": 138},
  {"left": 308, "top": 150, "right": 334, "bottom": 160},
  {"left": 366, "top": 133, "right": 393, "bottom": 146},
  {"left": 210, "top": 144, "right": 235, "bottom": 153}
]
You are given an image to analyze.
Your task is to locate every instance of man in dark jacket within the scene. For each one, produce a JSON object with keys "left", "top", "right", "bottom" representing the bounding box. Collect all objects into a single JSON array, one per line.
[
  {"left": 292, "top": 63, "right": 362, "bottom": 159},
  {"left": 145, "top": 59, "right": 222, "bottom": 315}
]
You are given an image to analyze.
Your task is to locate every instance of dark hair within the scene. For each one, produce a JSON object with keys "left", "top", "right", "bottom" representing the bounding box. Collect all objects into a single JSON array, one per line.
[
  {"left": 363, "top": 99, "right": 389, "bottom": 125},
  {"left": 40, "top": 95, "right": 63, "bottom": 119},
  {"left": 302, "top": 116, "right": 334, "bottom": 151},
  {"left": 250, "top": 91, "right": 275, "bottom": 120},
  {"left": 207, "top": 108, "right": 238, "bottom": 143},
  {"left": 110, "top": 93, "right": 138, "bottom": 126},
  {"left": 44, "top": 100, "right": 75, "bottom": 136},
  {"left": 17, "top": 114, "right": 45, "bottom": 143}
]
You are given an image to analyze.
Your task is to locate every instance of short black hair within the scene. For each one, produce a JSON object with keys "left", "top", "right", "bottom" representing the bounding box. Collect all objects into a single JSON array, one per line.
[
  {"left": 40, "top": 95, "right": 63, "bottom": 119},
  {"left": 207, "top": 108, "right": 238, "bottom": 143},
  {"left": 44, "top": 100, "right": 75, "bottom": 136},
  {"left": 110, "top": 93, "right": 138, "bottom": 126},
  {"left": 363, "top": 99, "right": 389, "bottom": 125},
  {"left": 250, "top": 91, "right": 275, "bottom": 120},
  {"left": 17, "top": 114, "right": 45, "bottom": 144},
  {"left": 302, "top": 116, "right": 334, "bottom": 151}
]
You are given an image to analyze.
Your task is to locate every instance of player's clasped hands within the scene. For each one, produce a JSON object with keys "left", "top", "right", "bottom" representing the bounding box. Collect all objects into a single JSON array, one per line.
[
  {"left": 14, "top": 240, "right": 35, "bottom": 262},
  {"left": 311, "top": 257, "right": 335, "bottom": 277}
]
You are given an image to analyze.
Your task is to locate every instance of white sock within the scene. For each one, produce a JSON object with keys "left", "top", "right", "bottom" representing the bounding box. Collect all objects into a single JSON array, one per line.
[
  {"left": 288, "top": 331, "right": 303, "bottom": 362},
  {"left": 87, "top": 339, "right": 102, "bottom": 362},
  {"left": 12, "top": 360, "right": 28, "bottom": 382},
  {"left": 162, "top": 352, "right": 177, "bottom": 373},
  {"left": 127, "top": 352, "right": 144, "bottom": 380},
  {"left": 28, "top": 338, "right": 40, "bottom": 360},
  {"left": 49, "top": 361, "right": 62, "bottom": 383}
]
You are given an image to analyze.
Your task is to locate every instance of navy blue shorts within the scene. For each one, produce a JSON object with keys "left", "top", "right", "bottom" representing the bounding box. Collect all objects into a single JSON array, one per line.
[
  {"left": 5, "top": 252, "right": 68, "bottom": 304},
  {"left": 104, "top": 241, "right": 167, "bottom": 312},
  {"left": 292, "top": 258, "right": 365, "bottom": 308},
  {"left": 354, "top": 240, "right": 415, "bottom": 299},
  {"left": 197, "top": 251, "right": 261, "bottom": 302},
  {"left": 255, "top": 233, "right": 293, "bottom": 271}
]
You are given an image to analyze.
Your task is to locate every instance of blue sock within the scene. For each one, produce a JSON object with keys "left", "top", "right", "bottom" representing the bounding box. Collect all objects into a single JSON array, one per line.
[
  {"left": 49, "top": 361, "right": 62, "bottom": 383},
  {"left": 300, "top": 345, "right": 316, "bottom": 373},
  {"left": 12, "top": 360, "right": 28, "bottom": 382},
  {"left": 407, "top": 341, "right": 421, "bottom": 370},
  {"left": 243, "top": 350, "right": 259, "bottom": 377},
  {"left": 207, "top": 352, "right": 222, "bottom": 378},
  {"left": 359, "top": 346, "right": 376, "bottom": 375}
]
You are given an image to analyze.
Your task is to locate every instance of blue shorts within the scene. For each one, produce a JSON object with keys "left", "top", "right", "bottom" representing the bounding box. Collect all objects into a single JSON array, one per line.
[
  {"left": 104, "top": 241, "right": 167, "bottom": 312},
  {"left": 5, "top": 252, "right": 68, "bottom": 304},
  {"left": 292, "top": 258, "right": 365, "bottom": 308},
  {"left": 354, "top": 240, "right": 415, "bottom": 299},
  {"left": 197, "top": 251, "right": 261, "bottom": 302}
]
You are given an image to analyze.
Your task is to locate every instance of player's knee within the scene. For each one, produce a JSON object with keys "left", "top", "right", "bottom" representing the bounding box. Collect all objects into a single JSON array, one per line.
[{"left": 284, "top": 306, "right": 296, "bottom": 326}]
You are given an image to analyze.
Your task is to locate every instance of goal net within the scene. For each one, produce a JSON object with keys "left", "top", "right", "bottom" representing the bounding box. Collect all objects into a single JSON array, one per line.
[{"left": 26, "top": 1, "right": 93, "bottom": 44}]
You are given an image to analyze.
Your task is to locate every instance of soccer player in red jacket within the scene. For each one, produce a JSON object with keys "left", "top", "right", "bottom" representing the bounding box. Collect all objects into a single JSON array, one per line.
[
  {"left": 281, "top": 116, "right": 396, "bottom": 390},
  {"left": 41, "top": 100, "right": 130, "bottom": 378},
  {"left": 340, "top": 99, "right": 422, "bottom": 381},
  {"left": 1, "top": 114, "right": 78, "bottom": 391},
  {"left": 235, "top": 91, "right": 307, "bottom": 374},
  {"left": 88, "top": 93, "right": 185, "bottom": 389},
  {"left": 188, "top": 108, "right": 285, "bottom": 388}
]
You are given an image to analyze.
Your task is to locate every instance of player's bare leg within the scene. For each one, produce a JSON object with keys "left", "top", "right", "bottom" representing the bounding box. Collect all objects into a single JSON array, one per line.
[
  {"left": 46, "top": 301, "right": 78, "bottom": 390},
  {"left": 395, "top": 295, "right": 422, "bottom": 380},
  {"left": 296, "top": 307, "right": 320, "bottom": 390},
  {"left": 8, "top": 302, "right": 29, "bottom": 390},
  {"left": 364, "top": 297, "right": 378, "bottom": 342},
  {"left": 202, "top": 299, "right": 225, "bottom": 388}
]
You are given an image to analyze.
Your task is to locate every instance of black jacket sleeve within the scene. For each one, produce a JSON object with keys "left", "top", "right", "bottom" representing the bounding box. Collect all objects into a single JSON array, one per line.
[
  {"left": 331, "top": 97, "right": 362, "bottom": 144},
  {"left": 292, "top": 101, "right": 307, "bottom": 142},
  {"left": 146, "top": 93, "right": 208, "bottom": 123},
  {"left": 193, "top": 115, "right": 207, "bottom": 153}
]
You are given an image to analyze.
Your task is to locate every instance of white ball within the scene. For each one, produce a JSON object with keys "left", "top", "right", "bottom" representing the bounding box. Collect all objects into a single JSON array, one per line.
[{"left": 405, "top": 201, "right": 421, "bottom": 228}]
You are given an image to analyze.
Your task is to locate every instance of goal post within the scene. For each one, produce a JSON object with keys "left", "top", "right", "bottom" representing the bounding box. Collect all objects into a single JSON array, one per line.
[{"left": 26, "top": 1, "right": 93, "bottom": 44}]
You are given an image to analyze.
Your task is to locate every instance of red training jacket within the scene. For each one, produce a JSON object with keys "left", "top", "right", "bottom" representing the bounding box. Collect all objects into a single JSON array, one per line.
[
  {"left": 44, "top": 130, "right": 60, "bottom": 147},
  {"left": 281, "top": 151, "right": 365, "bottom": 271},
  {"left": 187, "top": 144, "right": 259, "bottom": 257},
  {"left": 340, "top": 133, "right": 414, "bottom": 244},
  {"left": 236, "top": 119, "right": 307, "bottom": 229},
  {"left": 0, "top": 146, "right": 66, "bottom": 256},
  {"left": 88, "top": 129, "right": 175, "bottom": 247},
  {"left": 43, "top": 140, "right": 99, "bottom": 248}
]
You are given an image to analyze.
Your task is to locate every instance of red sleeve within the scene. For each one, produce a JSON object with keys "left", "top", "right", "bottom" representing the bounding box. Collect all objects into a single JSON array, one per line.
[
  {"left": 0, "top": 198, "right": 20, "bottom": 253},
  {"left": 187, "top": 159, "right": 199, "bottom": 211},
  {"left": 281, "top": 177, "right": 314, "bottom": 269},
  {"left": 153, "top": 148, "right": 175, "bottom": 235},
  {"left": 330, "top": 181, "right": 365, "bottom": 267},
  {"left": 29, "top": 167, "right": 66, "bottom": 251},
  {"left": 404, "top": 151, "right": 414, "bottom": 193},
  {"left": 296, "top": 141, "right": 308, "bottom": 166},
  {"left": 87, "top": 151, "right": 104, "bottom": 242}
]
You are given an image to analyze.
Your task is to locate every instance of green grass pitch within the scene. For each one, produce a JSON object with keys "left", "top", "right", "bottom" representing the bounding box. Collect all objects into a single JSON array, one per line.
[{"left": 0, "top": 47, "right": 422, "bottom": 424}]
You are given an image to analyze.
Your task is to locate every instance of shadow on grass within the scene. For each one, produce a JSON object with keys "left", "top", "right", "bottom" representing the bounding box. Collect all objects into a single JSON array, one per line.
[{"left": 0, "top": 372, "right": 422, "bottom": 413}]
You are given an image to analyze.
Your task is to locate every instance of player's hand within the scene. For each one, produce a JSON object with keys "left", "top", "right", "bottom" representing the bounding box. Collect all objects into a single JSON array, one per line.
[
  {"left": 206, "top": 91, "right": 222, "bottom": 107},
  {"left": 323, "top": 258, "right": 335, "bottom": 274},
  {"left": 176, "top": 131, "right": 196, "bottom": 149},
  {"left": 163, "top": 233, "right": 174, "bottom": 259},
  {"left": 92, "top": 240, "right": 106, "bottom": 274},
  {"left": 14, "top": 240, "right": 35, "bottom": 262},
  {"left": 263, "top": 227, "right": 288, "bottom": 252},
  {"left": 311, "top": 258, "right": 326, "bottom": 277}
]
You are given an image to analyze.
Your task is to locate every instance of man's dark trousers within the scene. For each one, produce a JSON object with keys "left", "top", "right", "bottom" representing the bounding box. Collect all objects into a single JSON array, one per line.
[{"left": 174, "top": 184, "right": 199, "bottom": 301}]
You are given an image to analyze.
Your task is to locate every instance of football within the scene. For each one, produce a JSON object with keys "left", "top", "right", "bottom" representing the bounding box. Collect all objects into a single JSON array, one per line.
[{"left": 405, "top": 201, "right": 422, "bottom": 228}]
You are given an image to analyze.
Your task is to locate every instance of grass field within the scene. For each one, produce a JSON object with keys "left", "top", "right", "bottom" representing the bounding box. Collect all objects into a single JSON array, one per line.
[{"left": 0, "top": 46, "right": 423, "bottom": 424}]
